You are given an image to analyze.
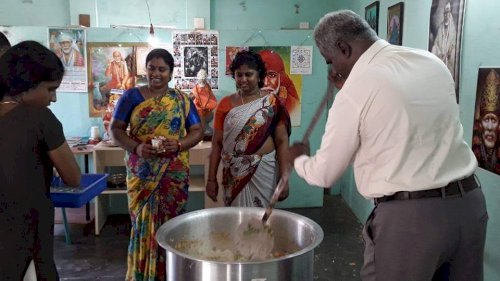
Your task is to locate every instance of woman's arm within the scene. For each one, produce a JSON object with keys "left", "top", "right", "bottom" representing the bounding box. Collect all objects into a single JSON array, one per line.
[
  {"left": 110, "top": 118, "right": 139, "bottom": 153},
  {"left": 48, "top": 142, "right": 81, "bottom": 187},
  {"left": 110, "top": 118, "right": 155, "bottom": 158},
  {"left": 179, "top": 123, "right": 203, "bottom": 151},
  {"left": 206, "top": 129, "right": 223, "bottom": 202},
  {"left": 274, "top": 123, "right": 290, "bottom": 201}
]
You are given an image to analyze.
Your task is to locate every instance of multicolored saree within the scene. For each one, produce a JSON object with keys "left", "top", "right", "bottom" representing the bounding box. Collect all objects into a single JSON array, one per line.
[
  {"left": 221, "top": 93, "right": 290, "bottom": 207},
  {"left": 123, "top": 88, "right": 191, "bottom": 281}
]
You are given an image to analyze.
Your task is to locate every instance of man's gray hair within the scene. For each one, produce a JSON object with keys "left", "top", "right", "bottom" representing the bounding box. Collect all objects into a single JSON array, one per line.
[{"left": 314, "top": 10, "right": 378, "bottom": 53}]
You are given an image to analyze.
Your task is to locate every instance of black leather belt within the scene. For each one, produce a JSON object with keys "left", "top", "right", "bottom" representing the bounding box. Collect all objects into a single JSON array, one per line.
[{"left": 374, "top": 174, "right": 478, "bottom": 205}]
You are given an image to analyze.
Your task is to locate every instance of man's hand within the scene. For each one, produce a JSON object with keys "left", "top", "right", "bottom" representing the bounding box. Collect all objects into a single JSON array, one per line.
[{"left": 288, "top": 141, "right": 310, "bottom": 165}]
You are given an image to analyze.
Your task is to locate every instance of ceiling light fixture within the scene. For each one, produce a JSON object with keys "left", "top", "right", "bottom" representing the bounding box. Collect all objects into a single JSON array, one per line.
[{"left": 144, "top": 0, "right": 159, "bottom": 46}]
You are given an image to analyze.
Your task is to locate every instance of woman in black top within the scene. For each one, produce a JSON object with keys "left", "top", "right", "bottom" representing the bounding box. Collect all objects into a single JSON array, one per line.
[{"left": 0, "top": 41, "right": 81, "bottom": 281}]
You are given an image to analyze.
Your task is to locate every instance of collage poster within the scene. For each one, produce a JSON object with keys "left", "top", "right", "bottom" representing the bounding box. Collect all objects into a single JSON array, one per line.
[
  {"left": 48, "top": 28, "right": 88, "bottom": 92},
  {"left": 172, "top": 30, "right": 219, "bottom": 91}
]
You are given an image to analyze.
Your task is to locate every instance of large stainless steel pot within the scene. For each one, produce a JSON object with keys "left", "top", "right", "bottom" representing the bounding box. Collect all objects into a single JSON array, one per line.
[{"left": 156, "top": 207, "right": 324, "bottom": 281}]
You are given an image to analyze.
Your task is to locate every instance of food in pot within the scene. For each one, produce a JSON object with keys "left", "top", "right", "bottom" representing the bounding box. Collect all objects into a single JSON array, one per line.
[{"left": 173, "top": 231, "right": 291, "bottom": 262}]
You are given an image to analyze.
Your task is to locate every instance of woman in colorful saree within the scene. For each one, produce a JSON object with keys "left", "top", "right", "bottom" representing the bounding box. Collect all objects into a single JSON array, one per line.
[
  {"left": 206, "top": 50, "right": 291, "bottom": 207},
  {"left": 109, "top": 48, "right": 203, "bottom": 281}
]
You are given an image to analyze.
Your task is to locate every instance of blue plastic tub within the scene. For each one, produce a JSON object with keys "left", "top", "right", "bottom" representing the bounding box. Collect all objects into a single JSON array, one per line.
[{"left": 50, "top": 173, "right": 109, "bottom": 208}]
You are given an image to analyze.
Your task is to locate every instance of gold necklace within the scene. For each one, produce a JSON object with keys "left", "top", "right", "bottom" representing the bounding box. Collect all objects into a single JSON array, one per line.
[
  {"left": 239, "top": 90, "right": 262, "bottom": 105},
  {"left": 146, "top": 86, "right": 169, "bottom": 98}
]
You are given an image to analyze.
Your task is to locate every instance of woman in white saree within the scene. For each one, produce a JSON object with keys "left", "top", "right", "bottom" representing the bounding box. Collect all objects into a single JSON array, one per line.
[{"left": 206, "top": 50, "right": 291, "bottom": 207}]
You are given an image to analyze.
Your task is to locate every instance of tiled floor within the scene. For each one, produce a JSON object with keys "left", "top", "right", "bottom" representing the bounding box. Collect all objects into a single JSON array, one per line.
[{"left": 53, "top": 194, "right": 365, "bottom": 281}]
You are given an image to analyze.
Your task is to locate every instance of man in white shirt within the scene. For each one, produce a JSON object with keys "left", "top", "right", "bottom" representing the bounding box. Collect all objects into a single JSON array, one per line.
[{"left": 289, "top": 10, "right": 487, "bottom": 281}]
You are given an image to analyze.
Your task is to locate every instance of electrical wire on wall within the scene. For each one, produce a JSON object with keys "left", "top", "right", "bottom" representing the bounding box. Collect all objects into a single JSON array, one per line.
[{"left": 144, "top": 0, "right": 159, "bottom": 46}]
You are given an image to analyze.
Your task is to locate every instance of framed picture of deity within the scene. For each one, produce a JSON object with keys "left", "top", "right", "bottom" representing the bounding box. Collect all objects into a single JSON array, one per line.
[
  {"left": 428, "top": 0, "right": 466, "bottom": 103},
  {"left": 387, "top": 2, "right": 404, "bottom": 45},
  {"left": 472, "top": 68, "right": 500, "bottom": 175},
  {"left": 86, "top": 43, "right": 154, "bottom": 139},
  {"left": 365, "top": 1, "right": 380, "bottom": 34}
]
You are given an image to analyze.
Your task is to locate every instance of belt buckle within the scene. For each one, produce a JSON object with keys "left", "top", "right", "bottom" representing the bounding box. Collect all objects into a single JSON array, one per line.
[{"left": 457, "top": 180, "right": 465, "bottom": 196}]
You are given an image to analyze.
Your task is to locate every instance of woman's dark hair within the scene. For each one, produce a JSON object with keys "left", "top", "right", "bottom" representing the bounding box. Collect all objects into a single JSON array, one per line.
[
  {"left": 0, "top": 40, "right": 64, "bottom": 99},
  {"left": 146, "top": 48, "right": 174, "bottom": 72},
  {"left": 229, "top": 50, "right": 267, "bottom": 88}
]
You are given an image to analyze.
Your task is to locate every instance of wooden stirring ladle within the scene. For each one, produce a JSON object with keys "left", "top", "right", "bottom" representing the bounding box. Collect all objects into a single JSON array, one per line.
[{"left": 262, "top": 82, "right": 336, "bottom": 223}]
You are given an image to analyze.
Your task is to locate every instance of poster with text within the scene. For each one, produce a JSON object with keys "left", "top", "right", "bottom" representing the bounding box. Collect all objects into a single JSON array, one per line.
[
  {"left": 290, "top": 46, "right": 313, "bottom": 75},
  {"left": 172, "top": 30, "right": 219, "bottom": 91},
  {"left": 249, "top": 46, "right": 302, "bottom": 126},
  {"left": 48, "top": 28, "right": 88, "bottom": 92}
]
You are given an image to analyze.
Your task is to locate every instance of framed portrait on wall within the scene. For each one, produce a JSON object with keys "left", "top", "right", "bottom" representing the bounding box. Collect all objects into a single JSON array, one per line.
[
  {"left": 471, "top": 68, "right": 500, "bottom": 175},
  {"left": 172, "top": 30, "right": 219, "bottom": 92},
  {"left": 387, "top": 2, "right": 404, "bottom": 45},
  {"left": 428, "top": 0, "right": 466, "bottom": 102},
  {"left": 249, "top": 46, "right": 302, "bottom": 126},
  {"left": 48, "top": 28, "right": 87, "bottom": 92},
  {"left": 86, "top": 42, "right": 152, "bottom": 139},
  {"left": 365, "top": 1, "right": 380, "bottom": 34}
]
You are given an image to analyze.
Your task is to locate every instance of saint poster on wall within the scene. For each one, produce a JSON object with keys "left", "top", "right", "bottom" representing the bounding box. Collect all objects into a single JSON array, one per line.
[
  {"left": 172, "top": 30, "right": 219, "bottom": 91},
  {"left": 48, "top": 28, "right": 88, "bottom": 92},
  {"left": 249, "top": 46, "right": 302, "bottom": 126},
  {"left": 86, "top": 42, "right": 150, "bottom": 141},
  {"left": 472, "top": 68, "right": 500, "bottom": 175},
  {"left": 428, "top": 0, "right": 465, "bottom": 102}
]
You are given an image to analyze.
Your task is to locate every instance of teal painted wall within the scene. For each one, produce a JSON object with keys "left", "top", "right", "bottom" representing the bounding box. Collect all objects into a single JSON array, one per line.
[
  {"left": 96, "top": 0, "right": 210, "bottom": 29},
  {"left": 211, "top": 0, "right": 337, "bottom": 30},
  {"left": 0, "top": 0, "right": 69, "bottom": 26},
  {"left": 69, "top": 0, "right": 98, "bottom": 27},
  {"left": 0, "top": 0, "right": 210, "bottom": 29}
]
